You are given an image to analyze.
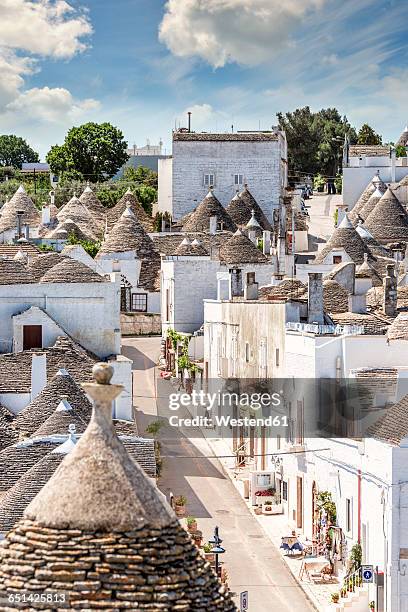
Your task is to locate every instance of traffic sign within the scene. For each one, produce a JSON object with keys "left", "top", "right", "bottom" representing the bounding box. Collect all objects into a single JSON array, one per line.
[
  {"left": 240, "top": 590, "right": 248, "bottom": 611},
  {"left": 362, "top": 565, "right": 374, "bottom": 583}
]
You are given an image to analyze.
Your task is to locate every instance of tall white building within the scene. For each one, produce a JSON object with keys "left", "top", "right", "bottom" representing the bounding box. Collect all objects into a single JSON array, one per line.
[{"left": 158, "top": 130, "right": 288, "bottom": 221}]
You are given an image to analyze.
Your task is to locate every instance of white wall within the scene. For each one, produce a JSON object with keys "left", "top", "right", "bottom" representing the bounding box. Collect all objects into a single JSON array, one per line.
[
  {"left": 157, "top": 157, "right": 173, "bottom": 216},
  {"left": 343, "top": 165, "right": 408, "bottom": 209},
  {"left": 0, "top": 278, "right": 120, "bottom": 358},
  {"left": 98, "top": 252, "right": 160, "bottom": 314},
  {"left": 13, "top": 307, "right": 66, "bottom": 352},
  {"left": 171, "top": 136, "right": 286, "bottom": 221}
]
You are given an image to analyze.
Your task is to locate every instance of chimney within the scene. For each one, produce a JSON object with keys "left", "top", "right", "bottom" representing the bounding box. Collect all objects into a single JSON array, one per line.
[
  {"left": 188, "top": 111, "right": 192, "bottom": 132},
  {"left": 16, "top": 210, "right": 24, "bottom": 239},
  {"left": 229, "top": 268, "right": 243, "bottom": 299},
  {"left": 31, "top": 353, "right": 47, "bottom": 400},
  {"left": 217, "top": 273, "right": 230, "bottom": 300},
  {"left": 209, "top": 215, "right": 217, "bottom": 235},
  {"left": 307, "top": 272, "right": 324, "bottom": 324},
  {"left": 391, "top": 147, "right": 396, "bottom": 183},
  {"left": 248, "top": 229, "right": 257, "bottom": 244},
  {"left": 263, "top": 230, "right": 271, "bottom": 255},
  {"left": 42, "top": 204, "right": 51, "bottom": 225},
  {"left": 383, "top": 264, "right": 397, "bottom": 316},
  {"left": 244, "top": 272, "right": 258, "bottom": 300}
]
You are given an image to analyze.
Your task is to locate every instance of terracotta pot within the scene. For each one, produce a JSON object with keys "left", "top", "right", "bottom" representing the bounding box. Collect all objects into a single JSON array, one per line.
[
  {"left": 204, "top": 552, "right": 215, "bottom": 563},
  {"left": 187, "top": 521, "right": 198, "bottom": 532},
  {"left": 175, "top": 504, "right": 186, "bottom": 517}
]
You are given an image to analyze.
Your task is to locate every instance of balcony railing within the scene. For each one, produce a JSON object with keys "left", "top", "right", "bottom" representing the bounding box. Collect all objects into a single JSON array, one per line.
[{"left": 285, "top": 322, "right": 365, "bottom": 336}]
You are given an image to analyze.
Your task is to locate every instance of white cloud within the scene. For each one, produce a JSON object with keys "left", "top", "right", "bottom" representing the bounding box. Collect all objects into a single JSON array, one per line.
[
  {"left": 159, "top": 0, "right": 327, "bottom": 68},
  {"left": 0, "top": 0, "right": 92, "bottom": 58},
  {"left": 0, "top": 0, "right": 95, "bottom": 130},
  {"left": 7, "top": 87, "right": 100, "bottom": 123}
]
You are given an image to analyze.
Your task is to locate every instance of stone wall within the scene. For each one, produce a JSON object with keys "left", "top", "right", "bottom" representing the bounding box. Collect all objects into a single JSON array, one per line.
[
  {"left": 121, "top": 312, "right": 161, "bottom": 336},
  {"left": 172, "top": 138, "right": 285, "bottom": 221}
]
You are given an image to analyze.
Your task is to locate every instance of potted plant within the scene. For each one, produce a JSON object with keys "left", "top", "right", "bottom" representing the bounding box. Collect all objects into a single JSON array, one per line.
[
  {"left": 186, "top": 516, "right": 197, "bottom": 532},
  {"left": 202, "top": 542, "right": 215, "bottom": 563},
  {"left": 369, "top": 602, "right": 375, "bottom": 612},
  {"left": 192, "top": 530, "right": 202, "bottom": 548},
  {"left": 331, "top": 593, "right": 340, "bottom": 604},
  {"left": 174, "top": 495, "right": 187, "bottom": 517}
]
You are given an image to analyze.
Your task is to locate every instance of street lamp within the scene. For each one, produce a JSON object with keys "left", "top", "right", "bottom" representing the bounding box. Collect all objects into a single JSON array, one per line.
[{"left": 209, "top": 526, "right": 225, "bottom": 577}]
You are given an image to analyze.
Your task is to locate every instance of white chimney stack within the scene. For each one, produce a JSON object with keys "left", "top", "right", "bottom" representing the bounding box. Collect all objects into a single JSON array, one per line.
[
  {"left": 209, "top": 216, "right": 217, "bottom": 235},
  {"left": 42, "top": 204, "right": 51, "bottom": 225},
  {"left": 307, "top": 272, "right": 324, "bottom": 324},
  {"left": 31, "top": 353, "right": 47, "bottom": 400}
]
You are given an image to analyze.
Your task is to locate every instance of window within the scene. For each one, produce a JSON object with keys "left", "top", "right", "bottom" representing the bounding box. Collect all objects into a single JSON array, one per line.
[
  {"left": 204, "top": 173, "right": 215, "bottom": 187},
  {"left": 121, "top": 286, "right": 131, "bottom": 312},
  {"left": 333, "top": 255, "right": 342, "bottom": 264},
  {"left": 346, "top": 498, "right": 352, "bottom": 534},
  {"left": 296, "top": 400, "right": 304, "bottom": 445},
  {"left": 282, "top": 480, "right": 288, "bottom": 501},
  {"left": 131, "top": 293, "right": 147, "bottom": 312},
  {"left": 234, "top": 173, "right": 244, "bottom": 186},
  {"left": 245, "top": 342, "right": 251, "bottom": 363}
]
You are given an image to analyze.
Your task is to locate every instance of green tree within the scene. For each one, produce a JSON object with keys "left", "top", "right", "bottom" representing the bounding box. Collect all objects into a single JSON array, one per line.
[
  {"left": 357, "top": 123, "right": 382, "bottom": 145},
  {"left": 46, "top": 122, "right": 129, "bottom": 181},
  {"left": 123, "top": 165, "right": 158, "bottom": 188},
  {"left": 277, "top": 106, "right": 357, "bottom": 177},
  {"left": 396, "top": 144, "right": 407, "bottom": 158},
  {"left": 0, "top": 135, "right": 39, "bottom": 168}
]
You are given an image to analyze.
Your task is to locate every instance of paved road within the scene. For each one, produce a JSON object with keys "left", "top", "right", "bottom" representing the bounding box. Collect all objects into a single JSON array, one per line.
[
  {"left": 306, "top": 194, "right": 342, "bottom": 251},
  {"left": 122, "top": 336, "right": 315, "bottom": 612}
]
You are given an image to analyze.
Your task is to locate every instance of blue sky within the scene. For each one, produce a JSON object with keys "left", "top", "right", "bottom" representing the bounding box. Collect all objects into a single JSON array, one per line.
[{"left": 0, "top": 0, "right": 407, "bottom": 158}]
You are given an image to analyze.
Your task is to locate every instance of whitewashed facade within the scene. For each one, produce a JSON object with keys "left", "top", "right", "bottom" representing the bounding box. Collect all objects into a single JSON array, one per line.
[{"left": 159, "top": 131, "right": 288, "bottom": 221}]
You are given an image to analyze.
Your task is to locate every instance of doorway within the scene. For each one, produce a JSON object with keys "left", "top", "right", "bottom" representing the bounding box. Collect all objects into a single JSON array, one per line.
[
  {"left": 297, "top": 476, "right": 303, "bottom": 529},
  {"left": 23, "top": 325, "right": 42, "bottom": 350}
]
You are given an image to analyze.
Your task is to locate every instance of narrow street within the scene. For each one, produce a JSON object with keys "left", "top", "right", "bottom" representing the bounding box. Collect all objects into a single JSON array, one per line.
[
  {"left": 306, "top": 193, "right": 341, "bottom": 250},
  {"left": 122, "top": 336, "right": 315, "bottom": 612}
]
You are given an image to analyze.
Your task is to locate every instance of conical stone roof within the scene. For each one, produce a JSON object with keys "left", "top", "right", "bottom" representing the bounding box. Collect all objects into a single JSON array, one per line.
[
  {"left": 13, "top": 370, "right": 93, "bottom": 437},
  {"left": 349, "top": 174, "right": 386, "bottom": 224},
  {"left": 40, "top": 257, "right": 105, "bottom": 283},
  {"left": 397, "top": 125, "right": 408, "bottom": 147},
  {"left": 0, "top": 364, "right": 236, "bottom": 610},
  {"left": 46, "top": 218, "right": 97, "bottom": 241},
  {"left": 27, "top": 252, "right": 65, "bottom": 282},
  {"left": 364, "top": 188, "right": 408, "bottom": 242},
  {"left": 99, "top": 206, "right": 158, "bottom": 258},
  {"left": 57, "top": 195, "right": 102, "bottom": 237},
  {"left": 0, "top": 431, "right": 77, "bottom": 533},
  {"left": 219, "top": 229, "right": 267, "bottom": 264},
  {"left": 0, "top": 185, "right": 41, "bottom": 233},
  {"left": 0, "top": 257, "right": 35, "bottom": 284},
  {"left": 315, "top": 214, "right": 373, "bottom": 264},
  {"left": 32, "top": 396, "right": 92, "bottom": 437},
  {"left": 175, "top": 237, "right": 209, "bottom": 256},
  {"left": 79, "top": 185, "right": 106, "bottom": 218},
  {"left": 107, "top": 188, "right": 154, "bottom": 232},
  {"left": 226, "top": 188, "right": 272, "bottom": 230},
  {"left": 357, "top": 187, "right": 383, "bottom": 222},
  {"left": 183, "top": 189, "right": 237, "bottom": 232}
]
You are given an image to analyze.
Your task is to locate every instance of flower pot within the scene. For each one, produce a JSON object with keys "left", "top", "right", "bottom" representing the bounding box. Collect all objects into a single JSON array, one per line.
[
  {"left": 204, "top": 552, "right": 215, "bottom": 563},
  {"left": 175, "top": 504, "right": 186, "bottom": 517},
  {"left": 187, "top": 521, "right": 198, "bottom": 533}
]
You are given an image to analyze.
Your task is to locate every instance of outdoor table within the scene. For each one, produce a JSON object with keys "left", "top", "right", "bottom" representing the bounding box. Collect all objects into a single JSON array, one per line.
[
  {"left": 280, "top": 536, "right": 304, "bottom": 555},
  {"left": 299, "top": 557, "right": 330, "bottom": 581}
]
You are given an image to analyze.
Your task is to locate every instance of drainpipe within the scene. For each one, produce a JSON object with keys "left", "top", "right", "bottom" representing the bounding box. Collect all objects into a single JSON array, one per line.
[{"left": 358, "top": 468, "right": 361, "bottom": 543}]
